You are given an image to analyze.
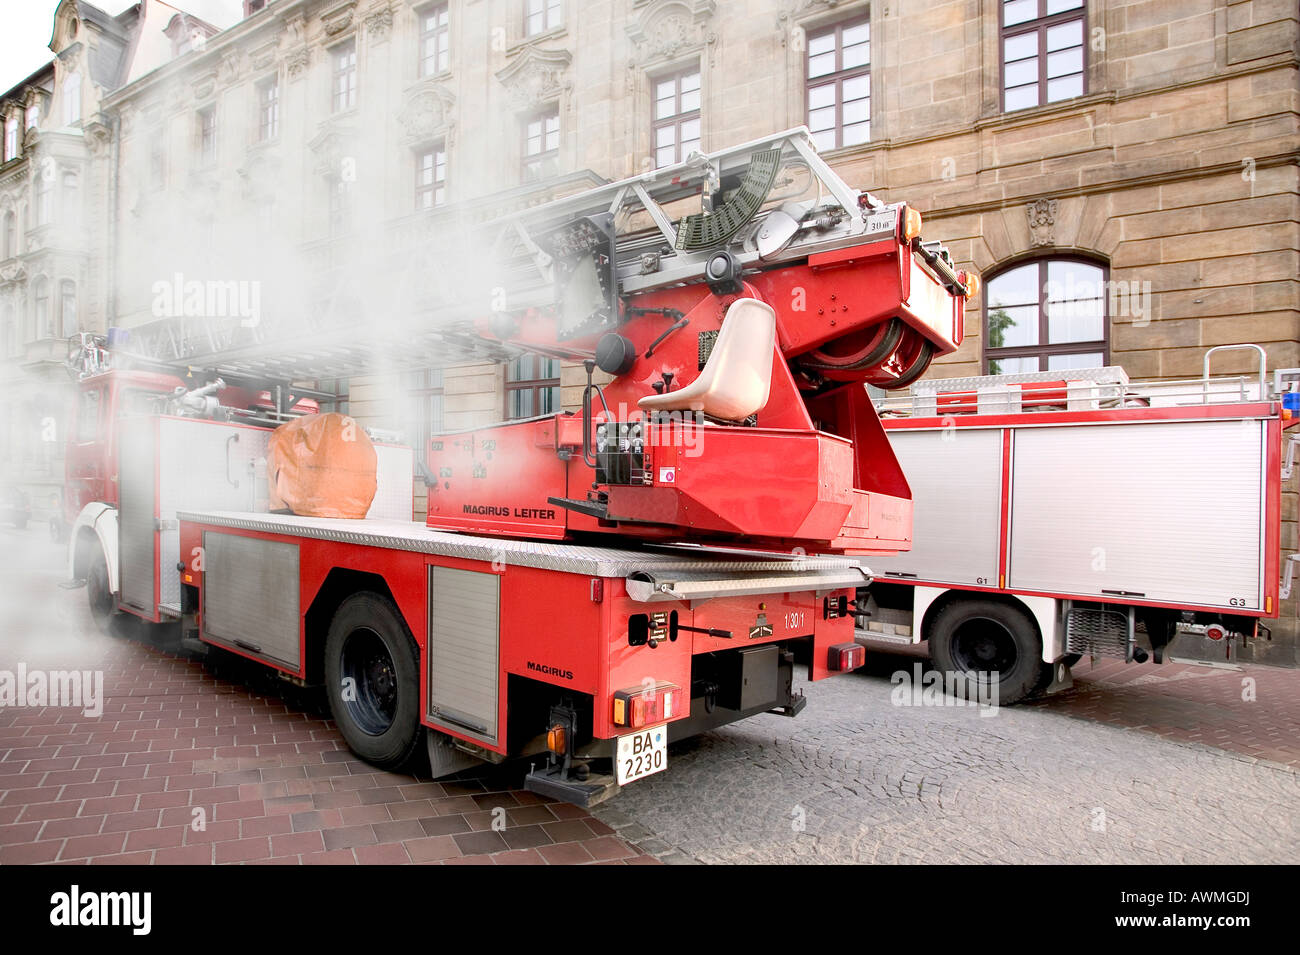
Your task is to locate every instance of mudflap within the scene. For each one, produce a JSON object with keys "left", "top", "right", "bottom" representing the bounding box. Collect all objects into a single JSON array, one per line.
[{"left": 426, "top": 728, "right": 487, "bottom": 779}]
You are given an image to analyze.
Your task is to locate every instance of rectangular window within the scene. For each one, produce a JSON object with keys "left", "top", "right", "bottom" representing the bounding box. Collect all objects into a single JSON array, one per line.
[
  {"left": 258, "top": 76, "right": 279, "bottom": 141},
  {"left": 198, "top": 106, "right": 217, "bottom": 164},
  {"left": 333, "top": 40, "right": 358, "bottom": 112},
  {"left": 806, "top": 17, "right": 870, "bottom": 151},
  {"left": 416, "top": 143, "right": 447, "bottom": 210},
  {"left": 1001, "top": 0, "right": 1086, "bottom": 112},
  {"left": 3, "top": 119, "right": 17, "bottom": 162},
  {"left": 63, "top": 72, "right": 81, "bottom": 125},
  {"left": 652, "top": 66, "right": 701, "bottom": 169},
  {"left": 505, "top": 355, "right": 560, "bottom": 419},
  {"left": 61, "top": 172, "right": 78, "bottom": 225},
  {"left": 419, "top": 3, "right": 450, "bottom": 77},
  {"left": 525, "top": 0, "right": 562, "bottom": 37},
  {"left": 329, "top": 180, "right": 352, "bottom": 235},
  {"left": 522, "top": 107, "right": 560, "bottom": 182},
  {"left": 406, "top": 369, "right": 444, "bottom": 464},
  {"left": 150, "top": 133, "right": 166, "bottom": 189},
  {"left": 25, "top": 104, "right": 39, "bottom": 130},
  {"left": 36, "top": 175, "right": 51, "bottom": 226},
  {"left": 60, "top": 281, "right": 77, "bottom": 337}
]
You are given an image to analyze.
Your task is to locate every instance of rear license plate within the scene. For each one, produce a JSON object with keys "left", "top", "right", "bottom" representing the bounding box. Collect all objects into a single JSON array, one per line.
[{"left": 615, "top": 725, "right": 667, "bottom": 785}]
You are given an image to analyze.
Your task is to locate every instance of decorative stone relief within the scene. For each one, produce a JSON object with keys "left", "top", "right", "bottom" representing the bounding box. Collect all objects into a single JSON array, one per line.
[
  {"left": 308, "top": 125, "right": 359, "bottom": 179},
  {"left": 398, "top": 83, "right": 456, "bottom": 144},
  {"left": 219, "top": 50, "right": 241, "bottom": 84},
  {"left": 321, "top": 1, "right": 357, "bottom": 37},
  {"left": 495, "top": 46, "right": 572, "bottom": 111},
  {"left": 286, "top": 48, "right": 311, "bottom": 77},
  {"left": 627, "top": 0, "right": 717, "bottom": 66},
  {"left": 1026, "top": 198, "right": 1058, "bottom": 247},
  {"left": 249, "top": 40, "right": 279, "bottom": 71},
  {"left": 192, "top": 70, "right": 218, "bottom": 101},
  {"left": 365, "top": 4, "right": 394, "bottom": 40}
]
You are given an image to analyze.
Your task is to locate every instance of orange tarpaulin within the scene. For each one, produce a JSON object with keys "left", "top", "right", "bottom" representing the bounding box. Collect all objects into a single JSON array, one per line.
[{"left": 267, "top": 413, "right": 377, "bottom": 519}]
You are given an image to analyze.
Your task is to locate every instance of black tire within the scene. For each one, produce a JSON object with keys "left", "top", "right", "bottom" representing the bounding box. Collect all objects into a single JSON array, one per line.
[
  {"left": 324, "top": 592, "right": 423, "bottom": 770},
  {"left": 928, "top": 599, "right": 1048, "bottom": 705},
  {"left": 86, "top": 546, "right": 138, "bottom": 639}
]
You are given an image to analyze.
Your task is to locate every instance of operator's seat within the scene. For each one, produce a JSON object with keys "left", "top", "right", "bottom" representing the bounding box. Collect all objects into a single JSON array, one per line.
[{"left": 637, "top": 297, "right": 776, "bottom": 422}]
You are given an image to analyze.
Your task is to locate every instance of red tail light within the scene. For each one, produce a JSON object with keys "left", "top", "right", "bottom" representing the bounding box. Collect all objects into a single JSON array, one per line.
[
  {"left": 827, "top": 643, "right": 865, "bottom": 671},
  {"left": 612, "top": 683, "right": 680, "bottom": 728}
]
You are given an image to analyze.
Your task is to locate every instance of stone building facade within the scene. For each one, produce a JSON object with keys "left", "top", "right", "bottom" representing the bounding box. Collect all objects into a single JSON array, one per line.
[{"left": 1, "top": 0, "right": 1296, "bottom": 657}]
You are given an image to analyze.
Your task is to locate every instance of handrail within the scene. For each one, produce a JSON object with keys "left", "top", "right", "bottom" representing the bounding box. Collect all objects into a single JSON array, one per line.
[{"left": 1203, "top": 343, "right": 1267, "bottom": 402}]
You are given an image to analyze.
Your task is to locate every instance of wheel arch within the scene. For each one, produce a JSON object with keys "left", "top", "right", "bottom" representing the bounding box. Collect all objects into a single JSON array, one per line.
[
  {"left": 918, "top": 587, "right": 1061, "bottom": 662},
  {"left": 304, "top": 568, "right": 403, "bottom": 685},
  {"left": 70, "top": 502, "right": 118, "bottom": 591}
]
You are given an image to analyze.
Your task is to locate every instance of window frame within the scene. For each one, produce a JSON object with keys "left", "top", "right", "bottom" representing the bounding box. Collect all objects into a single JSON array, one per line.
[
  {"left": 983, "top": 256, "right": 1110, "bottom": 375},
  {"left": 197, "top": 105, "right": 217, "bottom": 165},
  {"left": 504, "top": 354, "right": 561, "bottom": 420},
  {"left": 257, "top": 75, "right": 280, "bottom": 142},
  {"left": 406, "top": 369, "right": 445, "bottom": 466},
  {"left": 804, "top": 15, "right": 872, "bottom": 152},
  {"left": 331, "top": 38, "right": 358, "bottom": 113},
  {"left": 3, "top": 117, "right": 17, "bottom": 162},
  {"left": 651, "top": 64, "right": 701, "bottom": 170},
  {"left": 418, "top": 2, "right": 451, "bottom": 78},
  {"left": 1000, "top": 0, "right": 1087, "bottom": 113},
  {"left": 525, "top": 0, "right": 562, "bottom": 37},
  {"left": 59, "top": 279, "right": 77, "bottom": 338},
  {"left": 521, "top": 105, "right": 560, "bottom": 183},
  {"left": 415, "top": 141, "right": 447, "bottom": 211}
]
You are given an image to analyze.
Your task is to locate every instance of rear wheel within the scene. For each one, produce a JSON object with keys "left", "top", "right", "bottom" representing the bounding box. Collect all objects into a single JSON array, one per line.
[
  {"left": 324, "top": 592, "right": 423, "bottom": 769},
  {"left": 928, "top": 599, "right": 1047, "bottom": 705}
]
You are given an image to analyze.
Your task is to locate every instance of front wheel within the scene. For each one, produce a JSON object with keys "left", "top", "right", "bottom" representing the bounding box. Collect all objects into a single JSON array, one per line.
[
  {"left": 324, "top": 592, "right": 423, "bottom": 770},
  {"left": 86, "top": 546, "right": 138, "bottom": 639},
  {"left": 927, "top": 599, "right": 1047, "bottom": 705}
]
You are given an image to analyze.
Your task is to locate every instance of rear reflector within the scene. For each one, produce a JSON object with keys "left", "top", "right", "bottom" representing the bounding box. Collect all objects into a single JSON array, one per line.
[
  {"left": 827, "top": 643, "right": 865, "bottom": 671},
  {"left": 612, "top": 683, "right": 679, "bottom": 728}
]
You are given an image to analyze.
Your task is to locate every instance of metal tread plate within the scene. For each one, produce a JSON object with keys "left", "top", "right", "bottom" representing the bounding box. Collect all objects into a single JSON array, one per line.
[{"left": 177, "top": 511, "right": 865, "bottom": 578}]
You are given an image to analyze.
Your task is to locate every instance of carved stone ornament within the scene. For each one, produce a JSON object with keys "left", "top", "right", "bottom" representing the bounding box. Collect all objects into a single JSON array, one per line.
[
  {"left": 398, "top": 83, "right": 456, "bottom": 143},
  {"left": 220, "top": 50, "right": 241, "bottom": 83},
  {"left": 308, "top": 125, "right": 359, "bottom": 179},
  {"left": 192, "top": 70, "right": 218, "bottom": 101},
  {"left": 1026, "top": 198, "right": 1058, "bottom": 247},
  {"left": 250, "top": 40, "right": 279, "bottom": 71},
  {"left": 365, "top": 4, "right": 394, "bottom": 39},
  {"left": 627, "top": 0, "right": 716, "bottom": 61},
  {"left": 321, "top": 1, "right": 357, "bottom": 37},
  {"left": 495, "top": 46, "right": 572, "bottom": 110},
  {"left": 286, "top": 48, "right": 311, "bottom": 76}
]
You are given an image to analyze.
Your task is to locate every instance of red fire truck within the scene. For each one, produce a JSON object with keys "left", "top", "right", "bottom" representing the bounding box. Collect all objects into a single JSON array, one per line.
[
  {"left": 857, "top": 346, "right": 1300, "bottom": 703},
  {"left": 64, "top": 129, "right": 972, "bottom": 804}
]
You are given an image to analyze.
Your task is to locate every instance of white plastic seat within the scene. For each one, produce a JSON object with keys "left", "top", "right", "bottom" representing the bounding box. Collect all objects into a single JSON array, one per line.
[{"left": 637, "top": 297, "right": 776, "bottom": 421}]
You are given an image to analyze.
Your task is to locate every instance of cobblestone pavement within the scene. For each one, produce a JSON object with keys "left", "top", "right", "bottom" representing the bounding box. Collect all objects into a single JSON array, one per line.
[{"left": 595, "top": 654, "right": 1300, "bottom": 865}]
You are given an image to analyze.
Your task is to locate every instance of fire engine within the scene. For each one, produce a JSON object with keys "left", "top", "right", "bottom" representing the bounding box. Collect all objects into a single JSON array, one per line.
[
  {"left": 61, "top": 128, "right": 972, "bottom": 804},
  {"left": 858, "top": 345, "right": 1300, "bottom": 703}
]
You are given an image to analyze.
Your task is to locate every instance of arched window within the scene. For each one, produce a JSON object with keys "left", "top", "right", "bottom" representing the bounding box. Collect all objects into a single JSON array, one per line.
[
  {"left": 2, "top": 211, "right": 14, "bottom": 259},
  {"left": 984, "top": 257, "right": 1109, "bottom": 374}
]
